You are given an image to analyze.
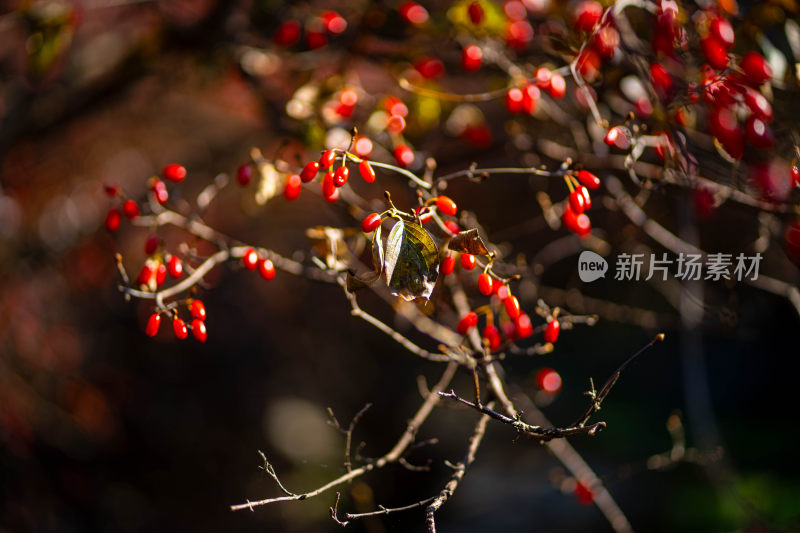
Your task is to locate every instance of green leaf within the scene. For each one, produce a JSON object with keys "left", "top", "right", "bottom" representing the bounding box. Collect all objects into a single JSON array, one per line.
[{"left": 380, "top": 219, "right": 440, "bottom": 301}]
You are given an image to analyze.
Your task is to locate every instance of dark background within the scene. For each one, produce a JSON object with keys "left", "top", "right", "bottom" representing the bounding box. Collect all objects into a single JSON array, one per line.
[{"left": 1, "top": 1, "right": 799, "bottom": 532}]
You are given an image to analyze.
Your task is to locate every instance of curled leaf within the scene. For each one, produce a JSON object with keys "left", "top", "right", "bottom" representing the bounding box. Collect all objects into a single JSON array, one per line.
[{"left": 448, "top": 228, "right": 489, "bottom": 255}]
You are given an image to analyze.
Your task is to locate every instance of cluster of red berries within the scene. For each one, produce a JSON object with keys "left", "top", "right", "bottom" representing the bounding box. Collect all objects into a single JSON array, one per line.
[
  {"left": 561, "top": 170, "right": 600, "bottom": 237},
  {"left": 295, "top": 148, "right": 378, "bottom": 204},
  {"left": 241, "top": 248, "right": 276, "bottom": 281},
  {"left": 273, "top": 10, "right": 347, "bottom": 50},
  {"left": 571, "top": 1, "right": 619, "bottom": 81},
  {"left": 145, "top": 299, "right": 207, "bottom": 343},
  {"left": 504, "top": 66, "right": 567, "bottom": 115},
  {"left": 104, "top": 164, "right": 186, "bottom": 232}
]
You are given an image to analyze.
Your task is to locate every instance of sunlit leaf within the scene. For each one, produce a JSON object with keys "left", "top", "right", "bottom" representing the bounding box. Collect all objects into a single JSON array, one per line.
[{"left": 378, "top": 219, "right": 439, "bottom": 301}]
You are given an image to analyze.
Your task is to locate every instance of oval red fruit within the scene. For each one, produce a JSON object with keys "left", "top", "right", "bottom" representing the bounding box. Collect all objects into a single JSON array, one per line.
[
  {"left": 359, "top": 160, "right": 376, "bottom": 183},
  {"left": 462, "top": 45, "right": 482, "bottom": 72},
  {"left": 300, "top": 161, "right": 320, "bottom": 182},
  {"left": 105, "top": 208, "right": 121, "bottom": 232},
  {"left": 191, "top": 319, "right": 207, "bottom": 343},
  {"left": 145, "top": 313, "right": 161, "bottom": 337},
  {"left": 741, "top": 51, "right": 772, "bottom": 85},
  {"left": 163, "top": 164, "right": 187, "bottom": 183},
  {"left": 478, "top": 273, "right": 493, "bottom": 295},
  {"left": 393, "top": 144, "right": 414, "bottom": 167},
  {"left": 284, "top": 174, "right": 302, "bottom": 200},
  {"left": 457, "top": 311, "right": 479, "bottom": 334},
  {"left": 504, "top": 294, "right": 521, "bottom": 319},
  {"left": 173, "top": 318, "right": 188, "bottom": 340},
  {"left": 237, "top": 164, "right": 253, "bottom": 186},
  {"left": 361, "top": 212, "right": 382, "bottom": 233},
  {"left": 191, "top": 299, "right": 206, "bottom": 321},
  {"left": 569, "top": 189, "right": 586, "bottom": 214},
  {"left": 544, "top": 319, "right": 560, "bottom": 343},
  {"left": 467, "top": 1, "right": 484, "bottom": 25},
  {"left": 167, "top": 255, "right": 183, "bottom": 278},
  {"left": 461, "top": 253, "right": 476, "bottom": 270},
  {"left": 333, "top": 166, "right": 349, "bottom": 187},
  {"left": 515, "top": 313, "right": 533, "bottom": 339},
  {"left": 577, "top": 170, "right": 601, "bottom": 190},
  {"left": 436, "top": 196, "right": 458, "bottom": 216},
  {"left": 258, "top": 258, "right": 275, "bottom": 280},
  {"left": 122, "top": 200, "right": 139, "bottom": 219},
  {"left": 319, "top": 149, "right": 337, "bottom": 170},
  {"left": 242, "top": 248, "right": 258, "bottom": 270},
  {"left": 441, "top": 255, "right": 456, "bottom": 275}
]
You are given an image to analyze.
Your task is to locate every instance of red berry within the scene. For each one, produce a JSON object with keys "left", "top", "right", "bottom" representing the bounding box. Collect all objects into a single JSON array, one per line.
[
  {"left": 461, "top": 253, "right": 476, "bottom": 270},
  {"left": 274, "top": 19, "right": 301, "bottom": 46},
  {"left": 122, "top": 200, "right": 139, "bottom": 219},
  {"left": 592, "top": 24, "right": 619, "bottom": 59},
  {"left": 522, "top": 84, "right": 540, "bottom": 114},
  {"left": 237, "top": 164, "right": 253, "bottom": 186},
  {"left": 536, "top": 367, "right": 562, "bottom": 393},
  {"left": 258, "top": 258, "right": 275, "bottom": 281},
  {"left": 575, "top": 213, "right": 592, "bottom": 236},
  {"left": 478, "top": 273, "right": 493, "bottom": 295},
  {"left": 321, "top": 10, "right": 347, "bottom": 34},
  {"left": 573, "top": 0, "right": 603, "bottom": 32},
  {"left": 306, "top": 30, "right": 327, "bottom": 49},
  {"left": 548, "top": 73, "right": 566, "bottom": 99},
  {"left": 163, "top": 164, "right": 187, "bottom": 183},
  {"left": 544, "top": 319, "right": 560, "bottom": 343},
  {"left": 155, "top": 263, "right": 166, "bottom": 287},
  {"left": 441, "top": 255, "right": 456, "bottom": 275},
  {"left": 504, "top": 294, "right": 521, "bottom": 319},
  {"left": 361, "top": 212, "right": 382, "bottom": 233},
  {"left": 436, "top": 196, "right": 458, "bottom": 216},
  {"left": 173, "top": 317, "right": 188, "bottom": 340},
  {"left": 701, "top": 37, "right": 729, "bottom": 70},
  {"left": 384, "top": 96, "right": 408, "bottom": 117},
  {"left": 301, "top": 161, "right": 320, "bottom": 182},
  {"left": 105, "top": 208, "right": 121, "bottom": 232},
  {"left": 741, "top": 51, "right": 772, "bottom": 85},
  {"left": 709, "top": 107, "right": 744, "bottom": 159},
  {"left": 574, "top": 481, "right": 594, "bottom": 505},
  {"left": 579, "top": 186, "right": 592, "bottom": 210},
  {"left": 461, "top": 45, "right": 482, "bottom": 72},
  {"left": 242, "top": 248, "right": 258, "bottom": 270},
  {"left": 324, "top": 186, "right": 340, "bottom": 203},
  {"left": 506, "top": 20, "right": 533, "bottom": 50},
  {"left": 359, "top": 160, "right": 376, "bottom": 183},
  {"left": 319, "top": 149, "right": 337, "bottom": 170},
  {"left": 744, "top": 116, "right": 774, "bottom": 150},
  {"left": 444, "top": 220, "right": 460, "bottom": 234},
  {"left": 145, "top": 313, "right": 161, "bottom": 337},
  {"left": 514, "top": 313, "right": 533, "bottom": 339},
  {"left": 482, "top": 324, "right": 501, "bottom": 351},
  {"left": 576, "top": 170, "right": 601, "bottom": 190},
  {"left": 104, "top": 183, "right": 120, "bottom": 197},
  {"left": 568, "top": 189, "right": 586, "bottom": 214},
  {"left": 694, "top": 188, "right": 715, "bottom": 220},
  {"left": 791, "top": 166, "right": 800, "bottom": 188},
  {"left": 399, "top": 1, "right": 429, "bottom": 25},
  {"left": 650, "top": 62, "right": 673, "bottom": 95},
  {"left": 496, "top": 284, "right": 510, "bottom": 300},
  {"left": 354, "top": 136, "right": 373, "bottom": 158},
  {"left": 709, "top": 17, "right": 734, "bottom": 49},
  {"left": 576, "top": 49, "right": 602, "bottom": 80},
  {"left": 604, "top": 126, "right": 629, "bottom": 148},
  {"left": 467, "top": 1, "right": 484, "bottom": 25},
  {"left": 457, "top": 311, "right": 479, "bottom": 334},
  {"left": 386, "top": 114, "right": 406, "bottom": 134},
  {"left": 333, "top": 166, "right": 349, "bottom": 187},
  {"left": 415, "top": 57, "right": 444, "bottom": 79},
  {"left": 743, "top": 88, "right": 773, "bottom": 122},
  {"left": 137, "top": 263, "right": 155, "bottom": 286},
  {"left": 152, "top": 179, "right": 168, "bottom": 205},
  {"left": 393, "top": 145, "right": 415, "bottom": 168},
  {"left": 190, "top": 299, "right": 206, "bottom": 321},
  {"left": 167, "top": 255, "right": 183, "bottom": 278},
  {"left": 284, "top": 174, "right": 302, "bottom": 201},
  {"left": 191, "top": 319, "right": 207, "bottom": 343},
  {"left": 505, "top": 88, "right": 524, "bottom": 114},
  {"left": 144, "top": 235, "right": 159, "bottom": 255},
  {"left": 322, "top": 170, "right": 337, "bottom": 198}
]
